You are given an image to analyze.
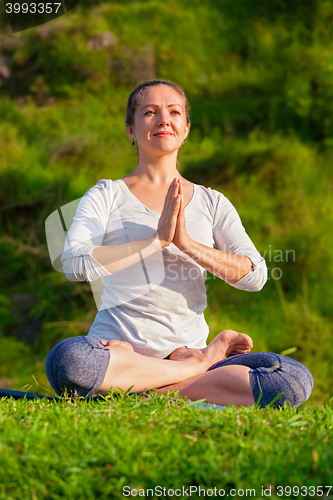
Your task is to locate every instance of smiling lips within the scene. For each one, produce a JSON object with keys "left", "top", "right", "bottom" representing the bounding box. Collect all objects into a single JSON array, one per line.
[{"left": 154, "top": 132, "right": 173, "bottom": 137}]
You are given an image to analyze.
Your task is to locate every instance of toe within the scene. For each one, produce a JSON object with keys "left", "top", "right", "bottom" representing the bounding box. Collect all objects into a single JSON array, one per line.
[{"left": 240, "top": 333, "right": 253, "bottom": 348}]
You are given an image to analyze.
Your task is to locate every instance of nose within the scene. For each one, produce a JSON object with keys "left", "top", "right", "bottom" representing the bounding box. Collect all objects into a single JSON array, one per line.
[{"left": 157, "top": 109, "right": 171, "bottom": 127}]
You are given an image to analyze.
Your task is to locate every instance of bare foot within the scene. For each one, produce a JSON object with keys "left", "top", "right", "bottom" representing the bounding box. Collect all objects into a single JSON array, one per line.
[
  {"left": 100, "top": 339, "right": 134, "bottom": 352},
  {"left": 210, "top": 330, "right": 253, "bottom": 358},
  {"left": 169, "top": 330, "right": 253, "bottom": 367}
]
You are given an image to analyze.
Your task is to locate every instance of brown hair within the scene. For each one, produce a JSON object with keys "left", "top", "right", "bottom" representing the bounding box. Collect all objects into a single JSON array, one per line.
[
  {"left": 125, "top": 80, "right": 191, "bottom": 171},
  {"left": 125, "top": 79, "right": 191, "bottom": 127}
]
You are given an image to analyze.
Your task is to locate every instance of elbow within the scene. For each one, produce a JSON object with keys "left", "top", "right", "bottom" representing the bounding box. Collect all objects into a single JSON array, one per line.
[
  {"left": 252, "top": 267, "right": 268, "bottom": 292},
  {"left": 252, "top": 280, "right": 266, "bottom": 292},
  {"left": 64, "top": 272, "right": 85, "bottom": 282},
  {"left": 62, "top": 255, "right": 111, "bottom": 282},
  {"left": 62, "top": 255, "right": 89, "bottom": 282},
  {"left": 62, "top": 262, "right": 87, "bottom": 282},
  {"left": 237, "top": 264, "right": 267, "bottom": 292},
  {"left": 229, "top": 259, "right": 267, "bottom": 292},
  {"left": 248, "top": 256, "right": 267, "bottom": 291}
]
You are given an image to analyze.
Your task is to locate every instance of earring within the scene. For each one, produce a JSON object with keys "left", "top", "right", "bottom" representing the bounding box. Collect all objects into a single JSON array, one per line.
[{"left": 132, "top": 138, "right": 135, "bottom": 146}]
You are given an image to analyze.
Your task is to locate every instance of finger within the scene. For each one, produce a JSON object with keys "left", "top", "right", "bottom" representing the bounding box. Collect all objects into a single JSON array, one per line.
[
  {"left": 165, "top": 179, "right": 176, "bottom": 201},
  {"left": 179, "top": 190, "right": 184, "bottom": 211},
  {"left": 171, "top": 195, "right": 181, "bottom": 219},
  {"left": 177, "top": 191, "right": 185, "bottom": 220},
  {"left": 178, "top": 179, "right": 183, "bottom": 196},
  {"left": 164, "top": 179, "right": 178, "bottom": 213},
  {"left": 161, "top": 193, "right": 180, "bottom": 237},
  {"left": 166, "top": 183, "right": 180, "bottom": 217},
  {"left": 162, "top": 180, "right": 175, "bottom": 210},
  {"left": 174, "top": 181, "right": 180, "bottom": 200},
  {"left": 174, "top": 194, "right": 181, "bottom": 209},
  {"left": 178, "top": 181, "right": 184, "bottom": 209}
]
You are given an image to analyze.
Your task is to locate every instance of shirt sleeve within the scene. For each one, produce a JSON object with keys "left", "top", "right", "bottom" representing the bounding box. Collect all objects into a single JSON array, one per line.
[
  {"left": 61, "top": 180, "right": 114, "bottom": 282},
  {"left": 211, "top": 189, "right": 267, "bottom": 292}
]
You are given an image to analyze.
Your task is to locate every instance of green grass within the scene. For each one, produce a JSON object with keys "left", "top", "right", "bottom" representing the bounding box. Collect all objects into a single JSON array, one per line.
[{"left": 0, "top": 393, "right": 332, "bottom": 500}]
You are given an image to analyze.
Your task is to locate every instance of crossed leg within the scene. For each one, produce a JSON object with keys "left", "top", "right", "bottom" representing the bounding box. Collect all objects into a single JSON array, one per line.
[
  {"left": 158, "top": 351, "right": 314, "bottom": 409},
  {"left": 157, "top": 330, "right": 255, "bottom": 406},
  {"left": 96, "top": 330, "right": 313, "bottom": 408},
  {"left": 157, "top": 364, "right": 255, "bottom": 407},
  {"left": 97, "top": 329, "right": 253, "bottom": 395}
]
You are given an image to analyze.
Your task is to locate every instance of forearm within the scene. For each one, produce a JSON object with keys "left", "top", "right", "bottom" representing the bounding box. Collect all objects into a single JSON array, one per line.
[
  {"left": 91, "top": 232, "right": 163, "bottom": 274},
  {"left": 180, "top": 239, "right": 253, "bottom": 284}
]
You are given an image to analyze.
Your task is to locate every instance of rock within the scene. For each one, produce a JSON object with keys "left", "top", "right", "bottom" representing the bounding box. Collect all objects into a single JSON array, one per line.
[
  {"left": 108, "top": 43, "right": 156, "bottom": 87},
  {"left": 49, "top": 137, "right": 86, "bottom": 164},
  {"left": 36, "top": 17, "right": 68, "bottom": 38},
  {"left": 131, "top": 44, "right": 156, "bottom": 85},
  {"left": 0, "top": 33, "right": 20, "bottom": 51},
  {"left": 87, "top": 31, "right": 118, "bottom": 51},
  {"left": 0, "top": 56, "right": 10, "bottom": 80},
  {"left": 0, "top": 379, "right": 12, "bottom": 389}
]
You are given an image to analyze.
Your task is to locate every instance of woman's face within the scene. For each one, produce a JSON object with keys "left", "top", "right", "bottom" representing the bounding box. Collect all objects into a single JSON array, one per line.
[{"left": 126, "top": 84, "right": 190, "bottom": 157}]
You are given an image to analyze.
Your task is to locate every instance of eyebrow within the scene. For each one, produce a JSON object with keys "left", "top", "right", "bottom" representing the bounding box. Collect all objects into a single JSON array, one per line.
[{"left": 141, "top": 103, "right": 183, "bottom": 110}]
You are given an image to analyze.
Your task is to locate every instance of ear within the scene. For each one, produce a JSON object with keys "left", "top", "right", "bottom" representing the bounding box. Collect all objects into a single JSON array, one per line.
[
  {"left": 125, "top": 124, "right": 135, "bottom": 141},
  {"left": 184, "top": 123, "right": 190, "bottom": 139}
]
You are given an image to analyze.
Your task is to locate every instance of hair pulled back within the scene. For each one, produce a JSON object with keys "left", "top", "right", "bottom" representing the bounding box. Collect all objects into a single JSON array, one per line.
[{"left": 125, "top": 80, "right": 191, "bottom": 127}]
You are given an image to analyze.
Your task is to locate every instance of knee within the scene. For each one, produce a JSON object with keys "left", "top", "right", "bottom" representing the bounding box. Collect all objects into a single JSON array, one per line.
[
  {"left": 45, "top": 336, "right": 110, "bottom": 398},
  {"left": 289, "top": 361, "right": 313, "bottom": 407},
  {"left": 254, "top": 355, "right": 314, "bottom": 409}
]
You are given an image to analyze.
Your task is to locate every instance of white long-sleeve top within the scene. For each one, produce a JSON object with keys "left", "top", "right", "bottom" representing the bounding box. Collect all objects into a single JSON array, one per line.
[{"left": 61, "top": 179, "right": 267, "bottom": 358}]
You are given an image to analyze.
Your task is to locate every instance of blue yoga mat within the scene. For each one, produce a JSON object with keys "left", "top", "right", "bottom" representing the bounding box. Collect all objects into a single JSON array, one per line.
[{"left": 0, "top": 388, "right": 103, "bottom": 401}]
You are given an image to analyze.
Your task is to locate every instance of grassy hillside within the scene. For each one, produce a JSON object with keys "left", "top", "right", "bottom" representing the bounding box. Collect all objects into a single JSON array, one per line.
[{"left": 0, "top": 0, "right": 332, "bottom": 404}]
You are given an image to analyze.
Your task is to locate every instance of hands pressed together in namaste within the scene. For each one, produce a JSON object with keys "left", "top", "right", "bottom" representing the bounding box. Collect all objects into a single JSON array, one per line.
[{"left": 157, "top": 178, "right": 191, "bottom": 251}]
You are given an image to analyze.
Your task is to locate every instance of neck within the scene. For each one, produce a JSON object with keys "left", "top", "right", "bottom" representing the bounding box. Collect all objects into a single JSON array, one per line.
[{"left": 129, "top": 151, "right": 182, "bottom": 185}]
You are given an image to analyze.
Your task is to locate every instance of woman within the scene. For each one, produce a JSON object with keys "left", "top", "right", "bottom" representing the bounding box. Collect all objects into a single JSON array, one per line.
[{"left": 46, "top": 80, "right": 313, "bottom": 407}]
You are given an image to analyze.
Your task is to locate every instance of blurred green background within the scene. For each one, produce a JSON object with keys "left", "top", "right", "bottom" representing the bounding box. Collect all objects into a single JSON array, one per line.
[{"left": 0, "top": 0, "right": 332, "bottom": 405}]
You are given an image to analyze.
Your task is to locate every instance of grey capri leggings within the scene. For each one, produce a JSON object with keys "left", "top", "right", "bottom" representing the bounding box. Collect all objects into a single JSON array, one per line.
[
  {"left": 207, "top": 352, "right": 313, "bottom": 408},
  {"left": 45, "top": 336, "right": 110, "bottom": 398},
  {"left": 45, "top": 336, "right": 313, "bottom": 408}
]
